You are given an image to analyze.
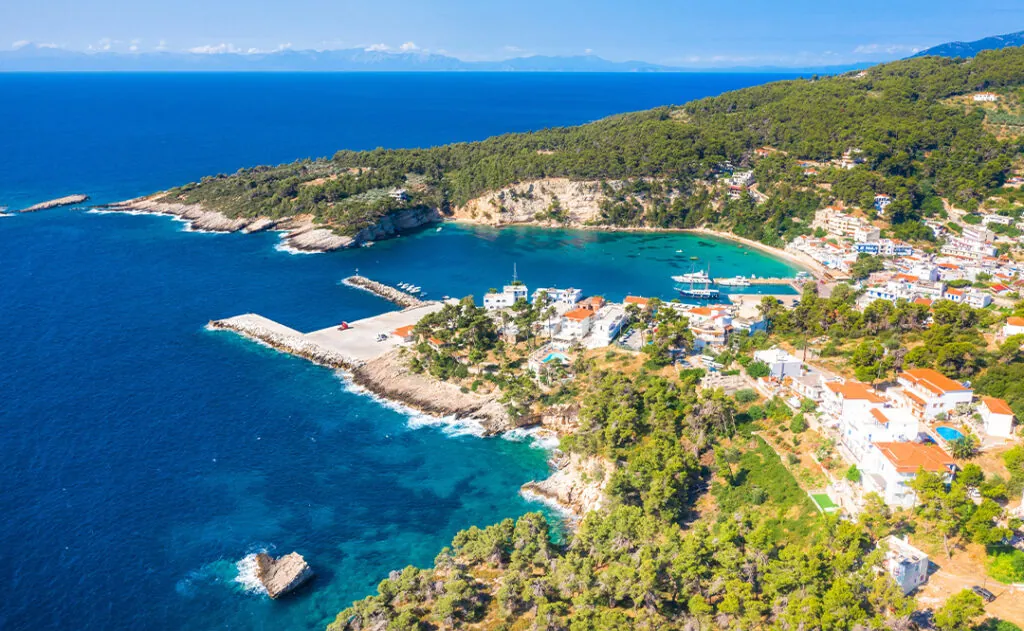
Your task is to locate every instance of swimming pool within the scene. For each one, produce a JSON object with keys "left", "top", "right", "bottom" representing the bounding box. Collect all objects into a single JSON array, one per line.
[
  {"left": 542, "top": 352, "right": 570, "bottom": 364},
  {"left": 935, "top": 426, "right": 965, "bottom": 441}
]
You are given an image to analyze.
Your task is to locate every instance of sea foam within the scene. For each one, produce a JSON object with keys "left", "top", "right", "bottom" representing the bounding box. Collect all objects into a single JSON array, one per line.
[
  {"left": 234, "top": 552, "right": 269, "bottom": 596},
  {"left": 338, "top": 374, "right": 487, "bottom": 438}
]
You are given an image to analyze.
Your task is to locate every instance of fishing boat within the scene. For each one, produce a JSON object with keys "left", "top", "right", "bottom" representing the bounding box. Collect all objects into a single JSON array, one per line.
[
  {"left": 716, "top": 276, "right": 751, "bottom": 288},
  {"left": 436, "top": 226, "right": 443, "bottom": 232}
]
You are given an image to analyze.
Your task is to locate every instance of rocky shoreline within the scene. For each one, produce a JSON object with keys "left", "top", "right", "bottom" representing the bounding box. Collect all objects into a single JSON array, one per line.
[
  {"left": 21, "top": 194, "right": 89, "bottom": 213},
  {"left": 520, "top": 452, "right": 611, "bottom": 517},
  {"left": 100, "top": 195, "right": 441, "bottom": 253}
]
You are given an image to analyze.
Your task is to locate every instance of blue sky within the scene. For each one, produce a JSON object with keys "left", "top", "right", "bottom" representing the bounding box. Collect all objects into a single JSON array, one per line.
[{"left": 3, "top": 0, "right": 1023, "bottom": 66}]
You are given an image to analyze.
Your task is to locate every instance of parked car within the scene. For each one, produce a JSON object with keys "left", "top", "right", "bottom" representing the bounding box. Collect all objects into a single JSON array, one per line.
[{"left": 971, "top": 585, "right": 995, "bottom": 602}]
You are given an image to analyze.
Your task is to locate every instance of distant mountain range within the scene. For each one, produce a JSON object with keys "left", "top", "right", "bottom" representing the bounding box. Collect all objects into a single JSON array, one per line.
[
  {"left": 912, "top": 30, "right": 1024, "bottom": 58},
  {"left": 0, "top": 44, "right": 869, "bottom": 74}
]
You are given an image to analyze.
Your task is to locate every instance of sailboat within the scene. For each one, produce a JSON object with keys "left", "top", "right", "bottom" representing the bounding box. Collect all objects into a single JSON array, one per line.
[{"left": 674, "top": 264, "right": 719, "bottom": 300}]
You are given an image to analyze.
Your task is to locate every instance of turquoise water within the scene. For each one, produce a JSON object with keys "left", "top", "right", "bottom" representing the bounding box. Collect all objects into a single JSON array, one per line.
[
  {"left": 0, "top": 72, "right": 799, "bottom": 630},
  {"left": 935, "top": 426, "right": 965, "bottom": 441},
  {"left": 543, "top": 352, "right": 571, "bottom": 364}
]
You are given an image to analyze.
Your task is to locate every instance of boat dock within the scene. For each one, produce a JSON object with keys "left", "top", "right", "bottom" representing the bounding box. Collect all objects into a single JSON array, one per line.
[
  {"left": 342, "top": 275, "right": 425, "bottom": 308},
  {"left": 209, "top": 302, "right": 443, "bottom": 369},
  {"left": 713, "top": 277, "right": 796, "bottom": 286}
]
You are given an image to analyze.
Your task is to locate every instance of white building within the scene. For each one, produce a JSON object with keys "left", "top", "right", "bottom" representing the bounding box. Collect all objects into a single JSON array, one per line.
[
  {"left": 1003, "top": 316, "right": 1024, "bottom": 338},
  {"left": 880, "top": 536, "right": 930, "bottom": 595},
  {"left": 840, "top": 406, "right": 919, "bottom": 464},
  {"left": 973, "top": 92, "right": 999, "bottom": 102},
  {"left": 753, "top": 348, "right": 802, "bottom": 380},
  {"left": 822, "top": 380, "right": 887, "bottom": 424},
  {"left": 586, "top": 305, "right": 628, "bottom": 349},
  {"left": 861, "top": 441, "right": 955, "bottom": 508},
  {"left": 559, "top": 308, "right": 594, "bottom": 340},
  {"left": 980, "top": 397, "right": 1015, "bottom": 438},
  {"left": 897, "top": 369, "right": 973, "bottom": 419},
  {"left": 532, "top": 287, "right": 582, "bottom": 307},
  {"left": 483, "top": 283, "right": 529, "bottom": 310}
]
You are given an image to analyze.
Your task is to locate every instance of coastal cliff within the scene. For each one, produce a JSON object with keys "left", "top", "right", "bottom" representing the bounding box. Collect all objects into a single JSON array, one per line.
[
  {"left": 103, "top": 195, "right": 440, "bottom": 252},
  {"left": 521, "top": 452, "right": 611, "bottom": 517}
]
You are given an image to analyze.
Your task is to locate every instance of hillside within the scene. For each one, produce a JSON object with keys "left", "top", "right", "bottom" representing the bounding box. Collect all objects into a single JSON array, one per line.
[
  {"left": 913, "top": 30, "right": 1024, "bottom": 59},
  {"left": 155, "top": 49, "right": 1024, "bottom": 247}
]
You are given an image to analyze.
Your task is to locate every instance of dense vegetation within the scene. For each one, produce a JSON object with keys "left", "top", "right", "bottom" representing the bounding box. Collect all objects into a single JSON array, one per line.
[{"left": 165, "top": 49, "right": 1024, "bottom": 243}]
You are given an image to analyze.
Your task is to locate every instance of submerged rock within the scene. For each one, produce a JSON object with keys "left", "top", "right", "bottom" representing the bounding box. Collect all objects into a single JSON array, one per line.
[{"left": 254, "top": 552, "right": 314, "bottom": 599}]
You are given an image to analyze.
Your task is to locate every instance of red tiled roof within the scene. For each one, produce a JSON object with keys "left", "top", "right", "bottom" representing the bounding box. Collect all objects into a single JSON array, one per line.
[
  {"left": 824, "top": 381, "right": 886, "bottom": 403},
  {"left": 873, "top": 442, "right": 954, "bottom": 474},
  {"left": 982, "top": 396, "right": 1014, "bottom": 417},
  {"left": 564, "top": 308, "right": 594, "bottom": 322},
  {"left": 900, "top": 368, "right": 969, "bottom": 395}
]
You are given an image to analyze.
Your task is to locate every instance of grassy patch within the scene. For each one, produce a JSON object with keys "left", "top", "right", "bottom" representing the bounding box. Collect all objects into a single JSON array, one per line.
[
  {"left": 712, "top": 436, "right": 821, "bottom": 540},
  {"left": 986, "top": 545, "right": 1024, "bottom": 584}
]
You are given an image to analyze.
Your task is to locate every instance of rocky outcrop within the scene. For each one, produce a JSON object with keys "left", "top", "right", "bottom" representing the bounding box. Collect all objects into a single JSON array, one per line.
[
  {"left": 21, "top": 194, "right": 89, "bottom": 212},
  {"left": 254, "top": 552, "right": 314, "bottom": 599},
  {"left": 521, "top": 452, "right": 611, "bottom": 517},
  {"left": 100, "top": 197, "right": 440, "bottom": 252},
  {"left": 342, "top": 276, "right": 425, "bottom": 308},
  {"left": 350, "top": 350, "right": 520, "bottom": 435}
]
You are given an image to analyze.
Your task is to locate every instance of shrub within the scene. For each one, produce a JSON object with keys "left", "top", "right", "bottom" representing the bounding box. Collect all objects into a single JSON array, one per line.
[
  {"left": 735, "top": 389, "right": 759, "bottom": 404},
  {"left": 790, "top": 413, "right": 808, "bottom": 433},
  {"left": 746, "top": 360, "right": 771, "bottom": 379},
  {"left": 986, "top": 546, "right": 1024, "bottom": 584},
  {"left": 845, "top": 465, "right": 862, "bottom": 483}
]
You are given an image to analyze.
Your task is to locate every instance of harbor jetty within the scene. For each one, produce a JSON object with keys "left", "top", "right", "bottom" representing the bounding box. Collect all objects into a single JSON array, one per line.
[
  {"left": 342, "top": 275, "right": 425, "bottom": 308},
  {"left": 20, "top": 194, "right": 89, "bottom": 212},
  {"left": 209, "top": 302, "right": 517, "bottom": 433},
  {"left": 713, "top": 276, "right": 796, "bottom": 286}
]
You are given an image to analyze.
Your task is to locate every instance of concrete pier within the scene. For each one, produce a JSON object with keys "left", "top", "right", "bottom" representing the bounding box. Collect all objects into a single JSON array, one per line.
[{"left": 210, "top": 303, "right": 444, "bottom": 368}]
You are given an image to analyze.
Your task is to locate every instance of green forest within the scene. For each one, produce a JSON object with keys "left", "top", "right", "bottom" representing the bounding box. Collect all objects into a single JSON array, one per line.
[{"left": 162, "top": 49, "right": 1024, "bottom": 245}]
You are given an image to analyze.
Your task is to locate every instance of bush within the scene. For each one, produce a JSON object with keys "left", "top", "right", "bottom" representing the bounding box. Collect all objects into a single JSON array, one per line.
[
  {"left": 789, "top": 413, "right": 808, "bottom": 433},
  {"left": 986, "top": 546, "right": 1024, "bottom": 584},
  {"left": 735, "top": 389, "right": 759, "bottom": 404},
  {"left": 746, "top": 360, "right": 771, "bottom": 379},
  {"left": 845, "top": 465, "right": 862, "bottom": 483}
]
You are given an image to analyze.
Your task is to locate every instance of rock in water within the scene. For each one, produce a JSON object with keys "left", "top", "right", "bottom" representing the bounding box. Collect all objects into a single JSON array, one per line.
[{"left": 254, "top": 552, "right": 314, "bottom": 598}]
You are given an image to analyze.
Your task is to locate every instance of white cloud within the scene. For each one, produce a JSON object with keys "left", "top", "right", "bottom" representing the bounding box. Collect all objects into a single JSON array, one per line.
[
  {"left": 37, "top": 42, "right": 60, "bottom": 49},
  {"left": 12, "top": 40, "right": 31, "bottom": 49},
  {"left": 364, "top": 43, "right": 390, "bottom": 52},
  {"left": 853, "top": 43, "right": 921, "bottom": 56},
  {"left": 156, "top": 40, "right": 168, "bottom": 51},
  {"left": 584, "top": 48, "right": 593, "bottom": 55},
  {"left": 128, "top": 38, "right": 141, "bottom": 52},
  {"left": 188, "top": 43, "right": 242, "bottom": 54},
  {"left": 399, "top": 41, "right": 418, "bottom": 52}
]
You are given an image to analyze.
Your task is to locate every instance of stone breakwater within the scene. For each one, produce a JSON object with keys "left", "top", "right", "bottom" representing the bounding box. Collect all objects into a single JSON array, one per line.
[
  {"left": 101, "top": 195, "right": 441, "bottom": 252},
  {"left": 208, "top": 315, "right": 361, "bottom": 369},
  {"left": 21, "top": 194, "right": 89, "bottom": 212},
  {"left": 342, "top": 276, "right": 424, "bottom": 308}
]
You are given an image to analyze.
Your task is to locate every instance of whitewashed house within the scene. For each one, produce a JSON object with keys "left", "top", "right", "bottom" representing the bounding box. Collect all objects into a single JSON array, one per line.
[
  {"left": 840, "top": 406, "right": 919, "bottom": 464},
  {"left": 880, "top": 536, "right": 930, "bottom": 594},
  {"left": 753, "top": 348, "right": 802, "bottom": 380},
  {"left": 483, "top": 283, "right": 529, "bottom": 310},
  {"left": 897, "top": 369, "right": 973, "bottom": 419},
  {"left": 559, "top": 308, "right": 594, "bottom": 340},
  {"left": 980, "top": 397, "right": 1015, "bottom": 438},
  {"left": 861, "top": 441, "right": 955, "bottom": 508},
  {"left": 1003, "top": 316, "right": 1024, "bottom": 338},
  {"left": 821, "top": 380, "right": 887, "bottom": 423}
]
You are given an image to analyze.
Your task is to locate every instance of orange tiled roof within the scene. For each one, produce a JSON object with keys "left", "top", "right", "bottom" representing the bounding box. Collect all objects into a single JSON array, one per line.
[
  {"left": 1006, "top": 316, "right": 1024, "bottom": 327},
  {"left": 945, "top": 288, "right": 964, "bottom": 296},
  {"left": 870, "top": 408, "right": 891, "bottom": 425},
  {"left": 900, "top": 368, "right": 969, "bottom": 395},
  {"left": 824, "top": 380, "right": 887, "bottom": 403},
  {"left": 903, "top": 389, "right": 926, "bottom": 407},
  {"left": 564, "top": 308, "right": 594, "bottom": 322},
  {"left": 624, "top": 296, "right": 649, "bottom": 307},
  {"left": 982, "top": 396, "right": 1014, "bottom": 416},
  {"left": 689, "top": 307, "right": 713, "bottom": 317},
  {"left": 913, "top": 298, "right": 932, "bottom": 307},
  {"left": 392, "top": 325, "right": 415, "bottom": 337},
  {"left": 873, "top": 442, "right": 954, "bottom": 474}
]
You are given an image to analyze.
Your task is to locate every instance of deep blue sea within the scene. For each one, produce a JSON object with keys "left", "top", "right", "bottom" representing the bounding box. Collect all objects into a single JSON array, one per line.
[{"left": 0, "top": 72, "right": 799, "bottom": 630}]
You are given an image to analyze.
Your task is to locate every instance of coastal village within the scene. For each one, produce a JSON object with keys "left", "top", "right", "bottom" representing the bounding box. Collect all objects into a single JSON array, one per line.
[{"left": 196, "top": 110, "right": 1024, "bottom": 623}]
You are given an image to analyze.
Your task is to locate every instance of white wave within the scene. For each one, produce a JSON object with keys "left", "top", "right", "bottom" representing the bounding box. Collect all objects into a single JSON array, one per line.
[
  {"left": 338, "top": 373, "right": 486, "bottom": 438},
  {"left": 519, "top": 487, "right": 576, "bottom": 519},
  {"left": 234, "top": 553, "right": 269, "bottom": 596},
  {"left": 274, "top": 240, "right": 320, "bottom": 255},
  {"left": 86, "top": 208, "right": 167, "bottom": 217},
  {"left": 502, "top": 426, "right": 560, "bottom": 451}
]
